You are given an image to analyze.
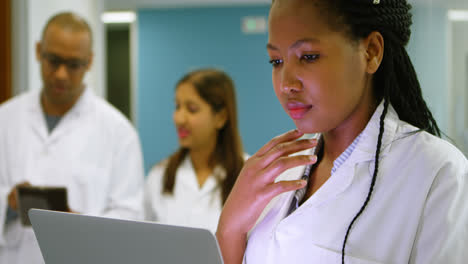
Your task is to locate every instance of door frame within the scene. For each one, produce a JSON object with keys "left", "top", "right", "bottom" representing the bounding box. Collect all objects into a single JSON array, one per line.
[{"left": 0, "top": 0, "right": 12, "bottom": 103}]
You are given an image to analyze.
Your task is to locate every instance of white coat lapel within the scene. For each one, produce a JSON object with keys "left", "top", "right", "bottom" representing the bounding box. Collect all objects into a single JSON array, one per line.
[
  {"left": 27, "top": 90, "right": 48, "bottom": 142},
  {"left": 351, "top": 102, "right": 399, "bottom": 164},
  {"left": 290, "top": 102, "right": 400, "bottom": 214},
  {"left": 48, "top": 88, "right": 92, "bottom": 142}
]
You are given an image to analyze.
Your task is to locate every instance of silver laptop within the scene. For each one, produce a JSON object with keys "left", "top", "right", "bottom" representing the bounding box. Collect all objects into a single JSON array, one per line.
[{"left": 29, "top": 209, "right": 224, "bottom": 264}]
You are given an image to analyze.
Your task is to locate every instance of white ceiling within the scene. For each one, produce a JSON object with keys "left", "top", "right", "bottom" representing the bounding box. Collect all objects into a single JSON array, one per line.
[
  {"left": 411, "top": 0, "right": 468, "bottom": 9},
  {"left": 104, "top": 0, "right": 468, "bottom": 10}
]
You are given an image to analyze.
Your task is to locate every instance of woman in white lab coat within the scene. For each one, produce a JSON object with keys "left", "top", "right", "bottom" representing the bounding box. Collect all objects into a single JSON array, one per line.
[
  {"left": 144, "top": 69, "right": 245, "bottom": 233},
  {"left": 217, "top": 0, "right": 468, "bottom": 263}
]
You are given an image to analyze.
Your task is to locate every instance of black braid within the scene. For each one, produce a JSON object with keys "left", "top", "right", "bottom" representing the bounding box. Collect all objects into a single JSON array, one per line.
[
  {"left": 310, "top": 0, "right": 442, "bottom": 262},
  {"left": 341, "top": 100, "right": 389, "bottom": 264},
  {"left": 337, "top": 0, "right": 441, "bottom": 137}
]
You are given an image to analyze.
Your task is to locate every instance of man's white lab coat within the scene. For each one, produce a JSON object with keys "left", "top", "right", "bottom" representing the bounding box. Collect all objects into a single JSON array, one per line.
[{"left": 0, "top": 88, "right": 144, "bottom": 264}]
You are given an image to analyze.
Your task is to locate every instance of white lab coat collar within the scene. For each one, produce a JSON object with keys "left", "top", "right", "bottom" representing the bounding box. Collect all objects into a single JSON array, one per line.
[
  {"left": 350, "top": 100, "right": 399, "bottom": 165},
  {"left": 303, "top": 101, "right": 400, "bottom": 177},
  {"left": 178, "top": 155, "right": 225, "bottom": 194},
  {"left": 274, "top": 101, "right": 401, "bottom": 218},
  {"left": 306, "top": 101, "right": 401, "bottom": 205},
  {"left": 310, "top": 101, "right": 400, "bottom": 205},
  {"left": 28, "top": 86, "right": 94, "bottom": 118},
  {"left": 26, "top": 86, "right": 95, "bottom": 142}
]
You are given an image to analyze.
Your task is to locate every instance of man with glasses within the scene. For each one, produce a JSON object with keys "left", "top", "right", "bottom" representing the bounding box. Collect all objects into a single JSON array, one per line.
[{"left": 0, "top": 12, "right": 144, "bottom": 264}]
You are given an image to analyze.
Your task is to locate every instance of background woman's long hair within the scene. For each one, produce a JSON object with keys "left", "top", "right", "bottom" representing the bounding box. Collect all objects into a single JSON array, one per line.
[{"left": 161, "top": 69, "right": 245, "bottom": 204}]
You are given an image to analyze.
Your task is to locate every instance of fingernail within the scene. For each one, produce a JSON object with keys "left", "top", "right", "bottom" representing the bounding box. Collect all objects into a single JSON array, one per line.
[
  {"left": 309, "top": 155, "right": 317, "bottom": 162},
  {"left": 297, "top": 180, "right": 307, "bottom": 186}
]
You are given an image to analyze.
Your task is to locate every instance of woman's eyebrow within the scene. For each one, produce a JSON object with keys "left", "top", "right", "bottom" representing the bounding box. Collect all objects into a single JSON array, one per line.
[{"left": 267, "top": 38, "right": 321, "bottom": 51}]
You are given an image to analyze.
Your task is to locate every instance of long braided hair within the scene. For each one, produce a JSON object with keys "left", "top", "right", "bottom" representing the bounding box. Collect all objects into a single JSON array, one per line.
[
  {"left": 272, "top": 0, "right": 441, "bottom": 262},
  {"left": 316, "top": 0, "right": 441, "bottom": 262}
]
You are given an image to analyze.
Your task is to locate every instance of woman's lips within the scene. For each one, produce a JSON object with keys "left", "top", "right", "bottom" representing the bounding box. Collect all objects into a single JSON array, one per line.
[
  {"left": 287, "top": 102, "right": 312, "bottom": 120},
  {"left": 177, "top": 128, "right": 190, "bottom": 139}
]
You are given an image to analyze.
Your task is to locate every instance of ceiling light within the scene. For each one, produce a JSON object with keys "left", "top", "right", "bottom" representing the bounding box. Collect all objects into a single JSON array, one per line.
[
  {"left": 101, "top": 11, "right": 136, "bottom": 24},
  {"left": 448, "top": 10, "right": 468, "bottom": 22}
]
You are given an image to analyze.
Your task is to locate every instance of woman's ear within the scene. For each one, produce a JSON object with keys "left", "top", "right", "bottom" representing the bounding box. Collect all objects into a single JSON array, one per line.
[
  {"left": 363, "top": 31, "right": 384, "bottom": 74},
  {"left": 215, "top": 108, "right": 228, "bottom": 130}
]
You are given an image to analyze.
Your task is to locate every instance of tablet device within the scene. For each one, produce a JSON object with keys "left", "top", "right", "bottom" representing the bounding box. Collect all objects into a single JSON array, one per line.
[
  {"left": 29, "top": 209, "right": 224, "bottom": 264},
  {"left": 17, "top": 186, "right": 68, "bottom": 226}
]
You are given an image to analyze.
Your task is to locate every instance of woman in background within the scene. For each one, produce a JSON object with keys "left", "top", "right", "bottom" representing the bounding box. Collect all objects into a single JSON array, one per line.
[{"left": 144, "top": 68, "right": 245, "bottom": 233}]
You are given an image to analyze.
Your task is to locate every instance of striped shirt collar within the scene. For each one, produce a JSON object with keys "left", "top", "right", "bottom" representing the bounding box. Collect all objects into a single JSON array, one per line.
[{"left": 331, "top": 132, "right": 363, "bottom": 175}]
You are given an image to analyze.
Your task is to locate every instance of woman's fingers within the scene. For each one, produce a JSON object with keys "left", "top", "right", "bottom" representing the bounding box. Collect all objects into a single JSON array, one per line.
[
  {"left": 255, "top": 129, "right": 304, "bottom": 157},
  {"left": 263, "top": 180, "right": 307, "bottom": 201},
  {"left": 260, "top": 153, "right": 317, "bottom": 183},
  {"left": 258, "top": 138, "right": 317, "bottom": 169},
  {"left": 217, "top": 131, "right": 319, "bottom": 245},
  {"left": 250, "top": 131, "right": 317, "bottom": 175}
]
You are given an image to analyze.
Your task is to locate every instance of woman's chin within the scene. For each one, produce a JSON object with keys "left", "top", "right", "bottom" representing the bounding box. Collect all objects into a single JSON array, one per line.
[
  {"left": 178, "top": 139, "right": 191, "bottom": 148},
  {"left": 294, "top": 122, "right": 318, "bottom": 135}
]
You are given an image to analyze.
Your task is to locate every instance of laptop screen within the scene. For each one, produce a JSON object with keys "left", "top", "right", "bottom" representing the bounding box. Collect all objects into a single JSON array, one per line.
[{"left": 29, "top": 209, "right": 224, "bottom": 264}]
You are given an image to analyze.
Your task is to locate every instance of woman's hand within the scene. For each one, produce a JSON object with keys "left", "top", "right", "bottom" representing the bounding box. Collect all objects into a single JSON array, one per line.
[{"left": 216, "top": 129, "right": 318, "bottom": 264}]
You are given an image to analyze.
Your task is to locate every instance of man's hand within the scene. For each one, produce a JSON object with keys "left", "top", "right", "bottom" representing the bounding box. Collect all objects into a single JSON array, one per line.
[{"left": 7, "top": 182, "right": 32, "bottom": 211}]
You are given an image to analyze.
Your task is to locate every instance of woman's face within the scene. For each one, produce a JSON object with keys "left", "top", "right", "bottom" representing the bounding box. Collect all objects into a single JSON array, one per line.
[
  {"left": 268, "top": 0, "right": 375, "bottom": 135},
  {"left": 173, "top": 82, "right": 224, "bottom": 151}
]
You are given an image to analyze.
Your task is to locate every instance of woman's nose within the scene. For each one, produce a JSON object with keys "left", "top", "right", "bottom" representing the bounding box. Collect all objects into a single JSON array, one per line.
[
  {"left": 173, "top": 109, "right": 186, "bottom": 125},
  {"left": 280, "top": 64, "right": 302, "bottom": 94}
]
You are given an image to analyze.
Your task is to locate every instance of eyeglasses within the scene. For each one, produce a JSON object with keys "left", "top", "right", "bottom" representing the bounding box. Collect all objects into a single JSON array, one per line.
[{"left": 41, "top": 52, "right": 89, "bottom": 73}]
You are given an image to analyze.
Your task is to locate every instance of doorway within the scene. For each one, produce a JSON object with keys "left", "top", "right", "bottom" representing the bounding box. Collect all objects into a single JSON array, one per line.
[
  {"left": 0, "top": 0, "right": 12, "bottom": 103},
  {"left": 106, "top": 23, "right": 132, "bottom": 121},
  {"left": 449, "top": 18, "right": 468, "bottom": 156}
]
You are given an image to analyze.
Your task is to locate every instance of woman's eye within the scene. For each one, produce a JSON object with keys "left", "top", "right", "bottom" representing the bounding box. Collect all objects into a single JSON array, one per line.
[
  {"left": 268, "top": 59, "right": 283, "bottom": 67},
  {"left": 302, "top": 54, "right": 320, "bottom": 62},
  {"left": 188, "top": 105, "right": 199, "bottom": 113}
]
